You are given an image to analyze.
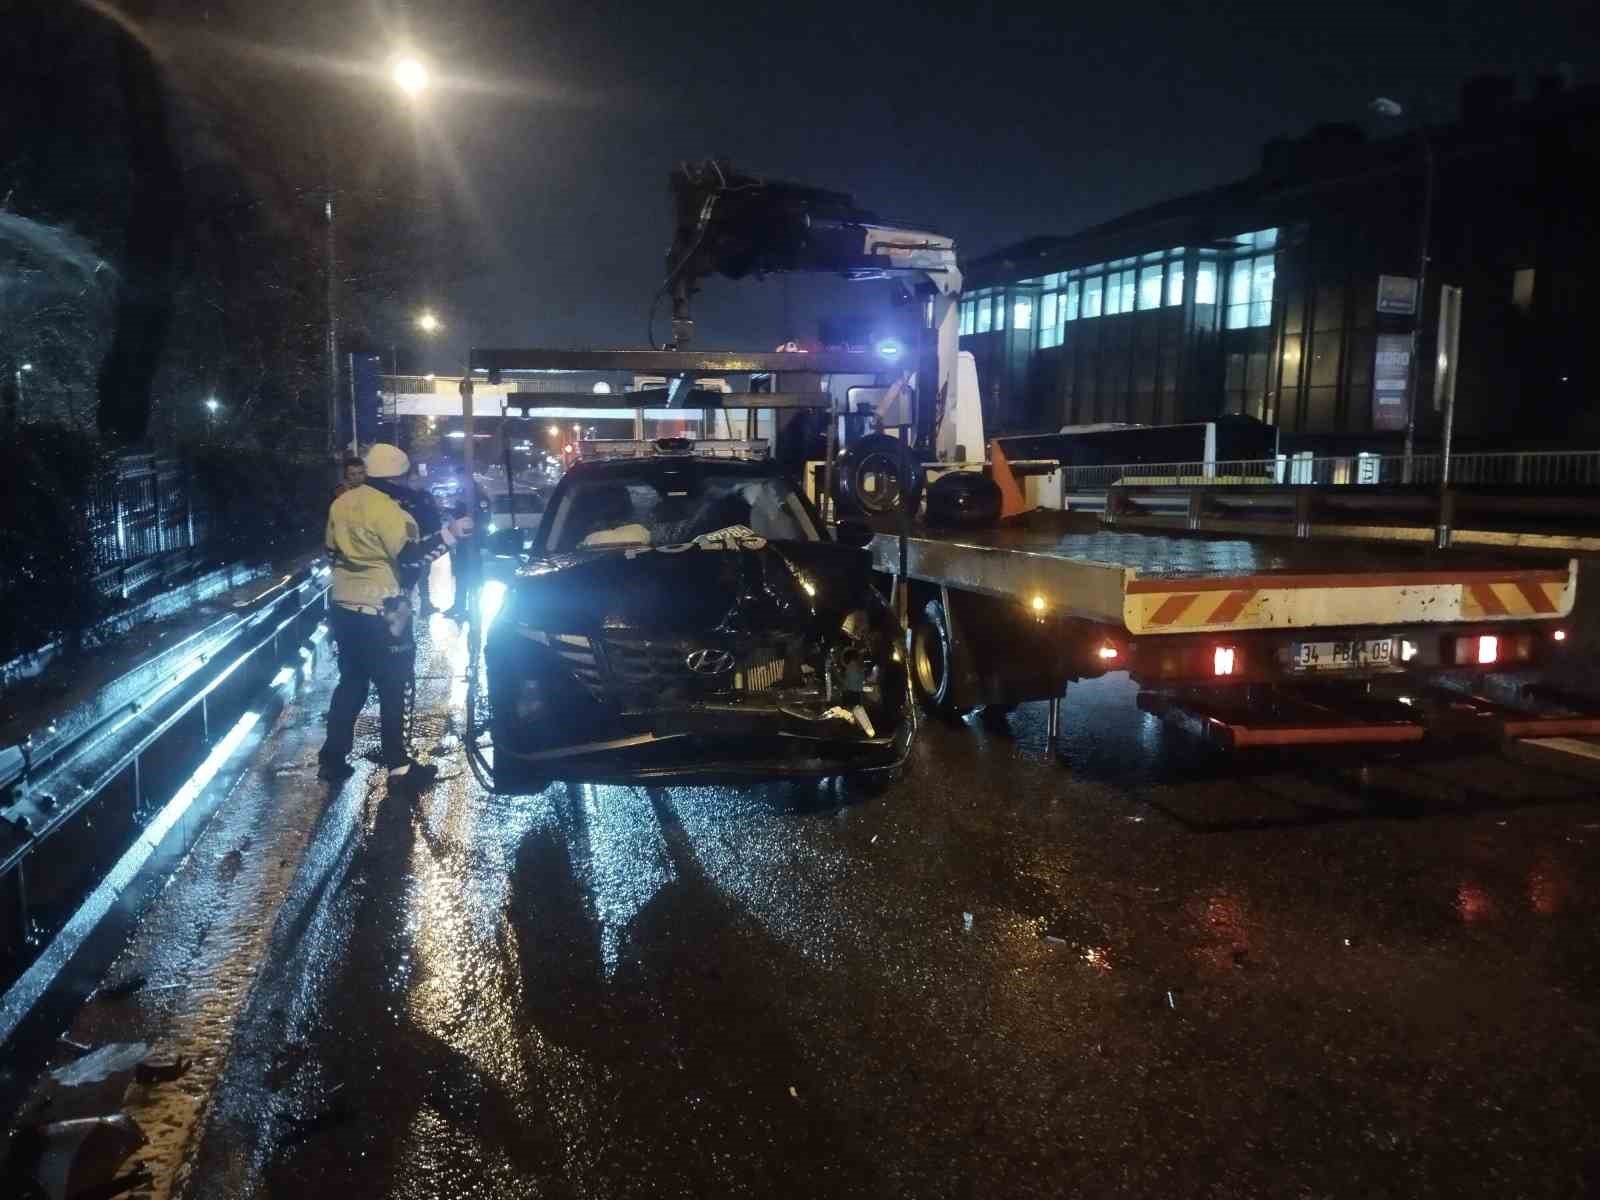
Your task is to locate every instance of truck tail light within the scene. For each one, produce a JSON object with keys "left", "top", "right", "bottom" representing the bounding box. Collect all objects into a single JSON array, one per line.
[
  {"left": 1213, "top": 645, "right": 1236, "bottom": 677},
  {"left": 1477, "top": 635, "right": 1498, "bottom": 666},
  {"left": 1510, "top": 634, "right": 1533, "bottom": 662},
  {"left": 1400, "top": 639, "right": 1419, "bottom": 662},
  {"left": 1097, "top": 644, "right": 1119, "bottom": 661},
  {"left": 1553, "top": 629, "right": 1568, "bottom": 643}
]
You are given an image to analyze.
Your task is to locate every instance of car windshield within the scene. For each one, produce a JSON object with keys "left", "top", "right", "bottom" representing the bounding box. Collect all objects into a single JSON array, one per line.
[
  {"left": 543, "top": 470, "right": 819, "bottom": 552},
  {"left": 490, "top": 491, "right": 546, "bottom": 514}
]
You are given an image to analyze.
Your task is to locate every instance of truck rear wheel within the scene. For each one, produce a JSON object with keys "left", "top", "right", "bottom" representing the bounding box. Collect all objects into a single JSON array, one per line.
[{"left": 911, "top": 599, "right": 964, "bottom": 718}]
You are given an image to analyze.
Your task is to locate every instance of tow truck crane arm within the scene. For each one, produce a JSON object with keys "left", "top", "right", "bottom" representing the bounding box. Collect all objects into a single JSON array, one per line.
[{"left": 659, "top": 161, "right": 972, "bottom": 459}]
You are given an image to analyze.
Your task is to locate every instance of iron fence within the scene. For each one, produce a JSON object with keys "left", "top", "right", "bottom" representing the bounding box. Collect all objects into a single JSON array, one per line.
[
  {"left": 1059, "top": 449, "right": 1600, "bottom": 491},
  {"left": 87, "top": 454, "right": 208, "bottom": 599}
]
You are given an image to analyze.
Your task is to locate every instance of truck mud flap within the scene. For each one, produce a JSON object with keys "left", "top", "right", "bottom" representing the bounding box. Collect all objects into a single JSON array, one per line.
[{"left": 1138, "top": 685, "right": 1600, "bottom": 750}]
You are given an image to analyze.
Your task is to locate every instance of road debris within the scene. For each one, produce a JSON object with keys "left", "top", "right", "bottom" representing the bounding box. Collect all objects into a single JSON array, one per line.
[
  {"left": 962, "top": 912, "right": 973, "bottom": 933},
  {"left": 1166, "top": 990, "right": 1176, "bottom": 1010},
  {"left": 134, "top": 1055, "right": 191, "bottom": 1086},
  {"left": 3, "top": 1113, "right": 149, "bottom": 1200},
  {"left": 93, "top": 975, "right": 146, "bottom": 1001},
  {"left": 788, "top": 1086, "right": 798, "bottom": 1099},
  {"left": 218, "top": 847, "right": 245, "bottom": 879},
  {"left": 48, "top": 1044, "right": 149, "bottom": 1088}
]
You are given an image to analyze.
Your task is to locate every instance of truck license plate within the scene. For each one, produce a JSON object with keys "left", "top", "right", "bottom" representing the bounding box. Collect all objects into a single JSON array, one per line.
[{"left": 1294, "top": 638, "right": 1394, "bottom": 671}]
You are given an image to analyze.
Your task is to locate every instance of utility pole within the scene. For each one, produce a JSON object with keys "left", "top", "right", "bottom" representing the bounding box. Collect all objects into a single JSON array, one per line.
[
  {"left": 1401, "top": 136, "right": 1435, "bottom": 482},
  {"left": 325, "top": 189, "right": 342, "bottom": 457}
]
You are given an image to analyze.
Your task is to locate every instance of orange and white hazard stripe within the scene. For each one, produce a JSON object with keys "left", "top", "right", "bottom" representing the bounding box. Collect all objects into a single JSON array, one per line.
[{"left": 1122, "top": 563, "right": 1575, "bottom": 636}]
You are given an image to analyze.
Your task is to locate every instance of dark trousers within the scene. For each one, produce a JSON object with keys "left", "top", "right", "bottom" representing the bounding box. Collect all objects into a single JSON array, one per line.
[{"left": 320, "top": 603, "right": 413, "bottom": 769}]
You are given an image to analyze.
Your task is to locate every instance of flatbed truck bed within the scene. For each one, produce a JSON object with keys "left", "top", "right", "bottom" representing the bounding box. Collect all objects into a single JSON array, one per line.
[
  {"left": 870, "top": 511, "right": 1575, "bottom": 635},
  {"left": 865, "top": 511, "right": 1591, "bottom": 749}
]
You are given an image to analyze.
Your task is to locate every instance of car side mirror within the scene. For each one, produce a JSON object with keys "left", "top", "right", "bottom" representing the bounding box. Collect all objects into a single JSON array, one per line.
[{"left": 834, "top": 520, "right": 874, "bottom": 549}]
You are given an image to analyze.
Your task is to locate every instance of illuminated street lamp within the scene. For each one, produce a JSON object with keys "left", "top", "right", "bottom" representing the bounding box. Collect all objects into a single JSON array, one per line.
[
  {"left": 205, "top": 395, "right": 220, "bottom": 436},
  {"left": 416, "top": 310, "right": 441, "bottom": 334},
  {"left": 392, "top": 57, "right": 430, "bottom": 97},
  {"left": 327, "top": 57, "right": 433, "bottom": 458}
]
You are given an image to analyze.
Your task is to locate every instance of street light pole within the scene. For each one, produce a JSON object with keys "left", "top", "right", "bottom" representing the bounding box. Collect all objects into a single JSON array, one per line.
[
  {"left": 323, "top": 54, "right": 430, "bottom": 462},
  {"left": 325, "top": 187, "right": 341, "bottom": 458}
]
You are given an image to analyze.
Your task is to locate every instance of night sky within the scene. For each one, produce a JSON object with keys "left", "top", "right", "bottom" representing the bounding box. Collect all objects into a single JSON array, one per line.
[{"left": 345, "top": 1, "right": 1597, "bottom": 361}]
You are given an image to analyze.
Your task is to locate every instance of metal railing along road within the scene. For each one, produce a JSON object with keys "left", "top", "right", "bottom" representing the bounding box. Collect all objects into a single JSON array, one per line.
[
  {"left": 85, "top": 453, "right": 211, "bottom": 599},
  {"left": 1058, "top": 448, "right": 1600, "bottom": 491}
]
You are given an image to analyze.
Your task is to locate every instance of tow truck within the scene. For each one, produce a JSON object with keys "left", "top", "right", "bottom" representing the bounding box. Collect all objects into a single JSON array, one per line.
[{"left": 473, "top": 161, "right": 1593, "bottom": 756}]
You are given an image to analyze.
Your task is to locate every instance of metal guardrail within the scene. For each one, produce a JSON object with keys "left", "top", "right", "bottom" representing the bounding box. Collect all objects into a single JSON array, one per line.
[
  {"left": 0, "top": 564, "right": 329, "bottom": 965},
  {"left": 1059, "top": 449, "right": 1600, "bottom": 491}
]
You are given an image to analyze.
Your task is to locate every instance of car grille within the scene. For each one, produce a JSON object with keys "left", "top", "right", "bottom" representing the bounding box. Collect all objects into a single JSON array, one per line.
[
  {"left": 549, "top": 633, "right": 606, "bottom": 699},
  {"left": 738, "top": 656, "right": 784, "bottom": 691},
  {"left": 599, "top": 635, "right": 789, "bottom": 697}
]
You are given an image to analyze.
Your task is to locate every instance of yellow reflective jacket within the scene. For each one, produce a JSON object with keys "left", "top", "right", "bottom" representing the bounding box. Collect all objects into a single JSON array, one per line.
[{"left": 325, "top": 484, "right": 417, "bottom": 612}]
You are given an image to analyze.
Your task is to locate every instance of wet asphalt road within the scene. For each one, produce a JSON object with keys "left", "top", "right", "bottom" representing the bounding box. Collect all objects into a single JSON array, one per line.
[{"left": 28, "top": 616, "right": 1600, "bottom": 1198}]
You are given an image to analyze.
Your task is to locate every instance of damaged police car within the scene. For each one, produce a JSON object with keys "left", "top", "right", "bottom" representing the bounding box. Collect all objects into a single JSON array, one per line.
[{"left": 482, "top": 449, "right": 915, "bottom": 782}]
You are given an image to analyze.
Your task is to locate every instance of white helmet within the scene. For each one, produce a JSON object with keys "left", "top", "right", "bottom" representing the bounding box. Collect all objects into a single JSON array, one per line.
[{"left": 364, "top": 443, "right": 411, "bottom": 479}]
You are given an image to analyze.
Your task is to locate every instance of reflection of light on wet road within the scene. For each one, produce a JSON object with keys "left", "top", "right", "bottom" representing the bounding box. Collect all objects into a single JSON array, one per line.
[
  {"left": 405, "top": 768, "right": 531, "bottom": 1091},
  {"left": 660, "top": 784, "right": 856, "bottom": 967},
  {"left": 1528, "top": 855, "right": 1573, "bottom": 916},
  {"left": 1455, "top": 881, "right": 1496, "bottom": 923},
  {"left": 1190, "top": 890, "right": 1252, "bottom": 971},
  {"left": 1005, "top": 672, "right": 1207, "bottom": 785},
  {"left": 570, "top": 785, "right": 674, "bottom": 976}
]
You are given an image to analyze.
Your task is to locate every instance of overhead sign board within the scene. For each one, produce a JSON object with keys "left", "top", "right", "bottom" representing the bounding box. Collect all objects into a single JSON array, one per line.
[
  {"left": 1377, "top": 274, "right": 1418, "bottom": 315},
  {"left": 1372, "top": 334, "right": 1411, "bottom": 431}
]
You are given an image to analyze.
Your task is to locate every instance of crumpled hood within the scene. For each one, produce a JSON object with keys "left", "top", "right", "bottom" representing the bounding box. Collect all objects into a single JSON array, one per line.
[{"left": 507, "top": 539, "right": 876, "bottom": 636}]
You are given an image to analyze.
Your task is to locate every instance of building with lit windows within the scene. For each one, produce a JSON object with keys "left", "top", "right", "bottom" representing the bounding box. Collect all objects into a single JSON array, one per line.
[{"left": 960, "top": 77, "right": 1598, "bottom": 456}]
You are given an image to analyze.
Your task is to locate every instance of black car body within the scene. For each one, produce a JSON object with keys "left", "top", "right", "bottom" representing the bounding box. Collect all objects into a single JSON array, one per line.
[{"left": 483, "top": 454, "right": 914, "bottom": 781}]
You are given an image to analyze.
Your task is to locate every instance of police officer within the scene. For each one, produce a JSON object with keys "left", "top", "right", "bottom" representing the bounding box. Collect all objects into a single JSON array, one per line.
[{"left": 318, "top": 444, "right": 471, "bottom": 792}]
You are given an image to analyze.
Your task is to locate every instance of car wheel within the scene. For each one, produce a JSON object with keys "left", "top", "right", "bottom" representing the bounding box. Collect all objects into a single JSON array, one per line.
[{"left": 910, "top": 599, "right": 964, "bottom": 719}]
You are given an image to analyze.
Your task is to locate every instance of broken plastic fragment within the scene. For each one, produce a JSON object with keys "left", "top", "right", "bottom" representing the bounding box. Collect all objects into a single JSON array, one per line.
[
  {"left": 962, "top": 912, "right": 973, "bottom": 933},
  {"left": 95, "top": 975, "right": 146, "bottom": 1001},
  {"left": 48, "top": 1043, "right": 150, "bottom": 1087},
  {"left": 11, "top": 1113, "right": 148, "bottom": 1200}
]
